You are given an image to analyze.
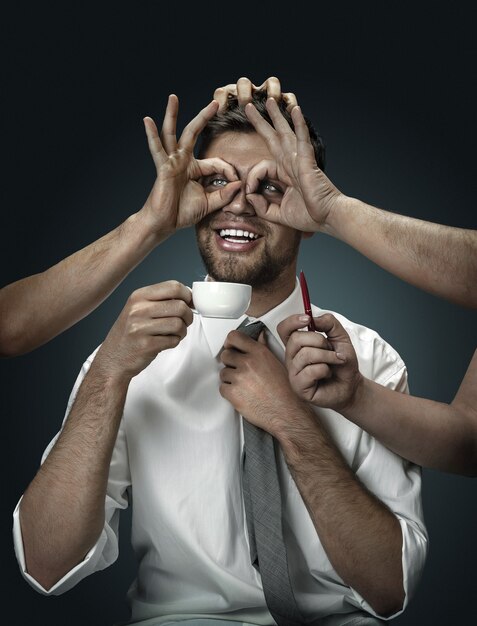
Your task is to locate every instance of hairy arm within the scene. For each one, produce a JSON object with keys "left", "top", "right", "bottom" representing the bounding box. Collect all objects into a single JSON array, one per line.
[
  {"left": 19, "top": 362, "right": 129, "bottom": 590},
  {"left": 275, "top": 407, "right": 404, "bottom": 616},
  {"left": 243, "top": 98, "right": 477, "bottom": 309},
  {"left": 220, "top": 331, "right": 405, "bottom": 616},
  {"left": 18, "top": 281, "right": 193, "bottom": 590},
  {"left": 1, "top": 96, "right": 237, "bottom": 357},
  {"left": 324, "top": 198, "right": 477, "bottom": 309},
  {"left": 0, "top": 210, "right": 163, "bottom": 357}
]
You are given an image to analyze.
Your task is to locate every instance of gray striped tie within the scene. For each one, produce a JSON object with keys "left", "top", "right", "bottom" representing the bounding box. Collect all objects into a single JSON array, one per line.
[{"left": 237, "top": 319, "right": 304, "bottom": 626}]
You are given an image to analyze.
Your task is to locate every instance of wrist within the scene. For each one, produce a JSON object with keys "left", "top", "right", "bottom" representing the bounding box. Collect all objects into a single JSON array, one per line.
[
  {"left": 340, "top": 373, "right": 370, "bottom": 419},
  {"left": 89, "top": 352, "right": 134, "bottom": 392},
  {"left": 272, "top": 401, "right": 320, "bottom": 450},
  {"left": 133, "top": 203, "right": 173, "bottom": 246},
  {"left": 321, "top": 193, "right": 356, "bottom": 239}
]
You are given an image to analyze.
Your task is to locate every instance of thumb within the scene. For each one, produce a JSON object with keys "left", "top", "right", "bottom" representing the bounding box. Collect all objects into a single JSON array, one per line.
[
  {"left": 257, "top": 329, "right": 268, "bottom": 346},
  {"left": 246, "top": 194, "right": 284, "bottom": 225}
]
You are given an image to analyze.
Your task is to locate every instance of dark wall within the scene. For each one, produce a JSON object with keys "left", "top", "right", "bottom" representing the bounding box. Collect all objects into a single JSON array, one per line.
[{"left": 1, "top": 3, "right": 476, "bottom": 625}]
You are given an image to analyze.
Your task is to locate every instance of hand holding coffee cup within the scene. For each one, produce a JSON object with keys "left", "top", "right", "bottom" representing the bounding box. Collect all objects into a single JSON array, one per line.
[{"left": 192, "top": 282, "right": 252, "bottom": 318}]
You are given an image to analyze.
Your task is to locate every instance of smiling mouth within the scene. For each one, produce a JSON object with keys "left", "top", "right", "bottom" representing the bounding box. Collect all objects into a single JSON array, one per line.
[{"left": 217, "top": 228, "right": 261, "bottom": 243}]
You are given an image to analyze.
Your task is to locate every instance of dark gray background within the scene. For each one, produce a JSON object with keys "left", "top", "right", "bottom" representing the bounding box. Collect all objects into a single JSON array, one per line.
[{"left": 1, "top": 2, "right": 476, "bottom": 625}]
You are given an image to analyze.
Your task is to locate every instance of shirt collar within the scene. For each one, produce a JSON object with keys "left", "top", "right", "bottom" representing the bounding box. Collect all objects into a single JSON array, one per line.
[{"left": 199, "top": 277, "right": 314, "bottom": 358}]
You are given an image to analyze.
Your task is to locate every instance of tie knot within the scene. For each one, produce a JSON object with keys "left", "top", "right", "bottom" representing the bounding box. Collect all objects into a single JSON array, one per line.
[{"left": 237, "top": 319, "right": 266, "bottom": 341}]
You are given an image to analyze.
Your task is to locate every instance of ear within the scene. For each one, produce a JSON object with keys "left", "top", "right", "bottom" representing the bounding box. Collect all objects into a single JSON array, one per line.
[{"left": 301, "top": 231, "right": 315, "bottom": 240}]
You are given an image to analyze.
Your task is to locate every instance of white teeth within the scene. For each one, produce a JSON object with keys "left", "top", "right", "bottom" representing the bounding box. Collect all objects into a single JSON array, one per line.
[{"left": 219, "top": 229, "right": 259, "bottom": 240}]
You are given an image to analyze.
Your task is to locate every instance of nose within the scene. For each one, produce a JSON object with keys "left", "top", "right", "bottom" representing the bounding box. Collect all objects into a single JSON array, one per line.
[{"left": 222, "top": 183, "right": 256, "bottom": 216}]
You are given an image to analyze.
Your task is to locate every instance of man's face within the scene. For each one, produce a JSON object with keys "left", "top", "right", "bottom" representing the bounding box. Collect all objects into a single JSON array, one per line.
[{"left": 195, "top": 131, "right": 301, "bottom": 289}]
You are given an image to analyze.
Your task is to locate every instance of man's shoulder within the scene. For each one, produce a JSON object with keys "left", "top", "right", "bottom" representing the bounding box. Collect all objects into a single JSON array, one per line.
[{"left": 312, "top": 304, "right": 407, "bottom": 386}]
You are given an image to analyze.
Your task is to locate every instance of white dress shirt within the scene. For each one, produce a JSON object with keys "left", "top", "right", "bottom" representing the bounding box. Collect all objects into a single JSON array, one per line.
[{"left": 13, "top": 279, "right": 428, "bottom": 625}]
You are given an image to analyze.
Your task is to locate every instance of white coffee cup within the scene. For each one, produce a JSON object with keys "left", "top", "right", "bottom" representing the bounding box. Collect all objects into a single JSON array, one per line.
[{"left": 192, "top": 281, "right": 252, "bottom": 319}]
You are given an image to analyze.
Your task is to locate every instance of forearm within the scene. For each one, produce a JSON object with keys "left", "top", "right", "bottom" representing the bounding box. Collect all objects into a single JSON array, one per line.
[
  {"left": 274, "top": 406, "right": 404, "bottom": 616},
  {"left": 323, "top": 196, "right": 477, "bottom": 309},
  {"left": 342, "top": 355, "right": 477, "bottom": 476},
  {"left": 19, "top": 360, "right": 130, "bottom": 590},
  {"left": 0, "top": 207, "right": 167, "bottom": 357}
]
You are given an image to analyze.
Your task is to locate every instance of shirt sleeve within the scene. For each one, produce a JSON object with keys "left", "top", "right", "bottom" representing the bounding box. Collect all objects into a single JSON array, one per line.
[
  {"left": 12, "top": 350, "right": 131, "bottom": 595},
  {"left": 342, "top": 354, "right": 429, "bottom": 620}
]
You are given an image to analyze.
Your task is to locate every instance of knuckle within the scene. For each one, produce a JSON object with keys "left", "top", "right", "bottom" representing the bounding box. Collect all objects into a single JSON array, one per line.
[
  {"left": 165, "top": 279, "right": 183, "bottom": 296},
  {"left": 166, "top": 335, "right": 181, "bottom": 349}
]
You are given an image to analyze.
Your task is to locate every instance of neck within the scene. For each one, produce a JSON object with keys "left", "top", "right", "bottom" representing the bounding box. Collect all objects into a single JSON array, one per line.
[{"left": 246, "top": 273, "right": 296, "bottom": 317}]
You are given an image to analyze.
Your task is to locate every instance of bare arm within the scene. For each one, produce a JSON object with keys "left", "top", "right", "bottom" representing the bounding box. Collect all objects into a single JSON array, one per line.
[
  {"left": 275, "top": 406, "right": 404, "bottom": 616},
  {"left": 324, "top": 198, "right": 477, "bottom": 309},
  {"left": 0, "top": 211, "right": 163, "bottom": 357},
  {"left": 0, "top": 96, "right": 239, "bottom": 357},
  {"left": 278, "top": 314, "right": 477, "bottom": 476},
  {"left": 220, "top": 331, "right": 405, "bottom": 616},
  {"left": 19, "top": 281, "right": 193, "bottom": 590},
  {"left": 344, "top": 349, "right": 477, "bottom": 476},
  {"left": 243, "top": 96, "right": 477, "bottom": 309},
  {"left": 19, "top": 361, "right": 129, "bottom": 589}
]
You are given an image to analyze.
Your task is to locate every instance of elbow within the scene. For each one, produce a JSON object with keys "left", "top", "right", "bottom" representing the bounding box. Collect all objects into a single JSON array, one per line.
[
  {"left": 370, "top": 590, "right": 405, "bottom": 618},
  {"left": 25, "top": 562, "right": 64, "bottom": 592},
  {"left": 0, "top": 321, "right": 29, "bottom": 357},
  {"left": 448, "top": 402, "right": 477, "bottom": 477}
]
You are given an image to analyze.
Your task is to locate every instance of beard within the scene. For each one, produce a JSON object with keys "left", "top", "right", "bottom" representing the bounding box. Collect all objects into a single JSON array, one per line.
[{"left": 195, "top": 217, "right": 301, "bottom": 289}]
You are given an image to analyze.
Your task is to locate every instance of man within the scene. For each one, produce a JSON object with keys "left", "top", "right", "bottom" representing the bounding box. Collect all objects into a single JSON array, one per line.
[
  {"left": 14, "top": 93, "right": 427, "bottom": 626},
  {"left": 217, "top": 77, "right": 476, "bottom": 477}
]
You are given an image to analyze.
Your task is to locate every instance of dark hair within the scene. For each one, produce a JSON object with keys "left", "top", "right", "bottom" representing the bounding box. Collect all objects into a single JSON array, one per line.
[{"left": 196, "top": 90, "right": 326, "bottom": 171}]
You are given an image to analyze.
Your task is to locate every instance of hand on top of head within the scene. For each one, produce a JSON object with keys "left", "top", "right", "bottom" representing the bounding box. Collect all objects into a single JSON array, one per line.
[{"left": 213, "top": 76, "right": 298, "bottom": 112}]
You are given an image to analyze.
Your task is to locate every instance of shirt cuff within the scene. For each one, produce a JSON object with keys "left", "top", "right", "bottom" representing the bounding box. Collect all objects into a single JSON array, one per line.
[
  {"left": 347, "top": 514, "right": 428, "bottom": 620},
  {"left": 12, "top": 496, "right": 113, "bottom": 595}
]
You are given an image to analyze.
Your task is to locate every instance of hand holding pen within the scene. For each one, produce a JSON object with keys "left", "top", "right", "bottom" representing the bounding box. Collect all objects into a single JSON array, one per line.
[{"left": 299, "top": 270, "right": 316, "bottom": 331}]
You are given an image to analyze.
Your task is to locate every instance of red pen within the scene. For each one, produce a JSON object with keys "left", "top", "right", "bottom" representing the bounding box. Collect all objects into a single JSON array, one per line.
[{"left": 299, "top": 270, "right": 316, "bottom": 331}]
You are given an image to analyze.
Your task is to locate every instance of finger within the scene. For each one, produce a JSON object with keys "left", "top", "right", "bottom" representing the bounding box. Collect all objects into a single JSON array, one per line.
[
  {"left": 236, "top": 77, "right": 254, "bottom": 107},
  {"left": 131, "top": 281, "right": 192, "bottom": 306},
  {"left": 260, "top": 76, "right": 282, "bottom": 101},
  {"left": 196, "top": 157, "right": 239, "bottom": 182},
  {"left": 289, "top": 346, "right": 344, "bottom": 377},
  {"left": 313, "top": 313, "right": 353, "bottom": 345},
  {"left": 151, "top": 299, "right": 194, "bottom": 326},
  {"left": 128, "top": 298, "right": 193, "bottom": 324},
  {"left": 295, "top": 362, "right": 332, "bottom": 386},
  {"left": 277, "top": 314, "right": 312, "bottom": 346},
  {"left": 145, "top": 316, "right": 190, "bottom": 339},
  {"left": 178, "top": 100, "right": 220, "bottom": 153},
  {"left": 220, "top": 347, "right": 241, "bottom": 368},
  {"left": 206, "top": 180, "right": 243, "bottom": 213},
  {"left": 223, "top": 329, "right": 261, "bottom": 352},
  {"left": 246, "top": 159, "right": 279, "bottom": 194},
  {"left": 283, "top": 92, "right": 298, "bottom": 111},
  {"left": 245, "top": 193, "right": 270, "bottom": 219},
  {"left": 143, "top": 116, "right": 167, "bottom": 170},
  {"left": 160, "top": 94, "right": 179, "bottom": 154},
  {"left": 266, "top": 97, "right": 295, "bottom": 137},
  {"left": 257, "top": 330, "right": 267, "bottom": 345},
  {"left": 214, "top": 84, "right": 237, "bottom": 111},
  {"left": 244, "top": 102, "right": 277, "bottom": 146},
  {"left": 285, "top": 330, "right": 332, "bottom": 370},
  {"left": 291, "top": 106, "right": 316, "bottom": 161},
  {"left": 220, "top": 366, "right": 237, "bottom": 386}
]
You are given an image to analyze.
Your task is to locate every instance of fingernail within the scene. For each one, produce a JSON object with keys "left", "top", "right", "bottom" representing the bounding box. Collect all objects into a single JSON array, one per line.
[
  {"left": 336, "top": 352, "right": 347, "bottom": 361},
  {"left": 299, "top": 315, "right": 310, "bottom": 323}
]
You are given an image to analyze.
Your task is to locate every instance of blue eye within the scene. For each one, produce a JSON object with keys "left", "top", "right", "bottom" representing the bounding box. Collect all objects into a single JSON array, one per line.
[
  {"left": 208, "top": 178, "right": 228, "bottom": 187},
  {"left": 260, "top": 181, "right": 282, "bottom": 194}
]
